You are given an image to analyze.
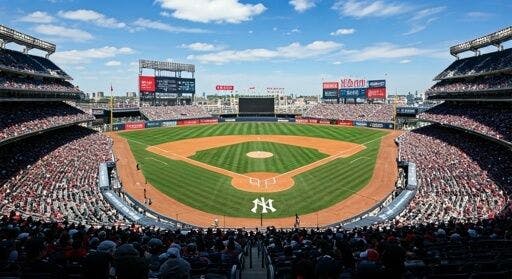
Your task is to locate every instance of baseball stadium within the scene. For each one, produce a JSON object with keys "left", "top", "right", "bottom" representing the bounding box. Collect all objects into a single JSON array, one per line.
[{"left": 1, "top": 2, "right": 512, "bottom": 278}]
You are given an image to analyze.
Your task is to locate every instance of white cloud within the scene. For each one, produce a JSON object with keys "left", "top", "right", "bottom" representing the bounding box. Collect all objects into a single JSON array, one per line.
[
  {"left": 105, "top": 60, "right": 122, "bottom": 66},
  {"left": 155, "top": 0, "right": 266, "bottom": 23},
  {"left": 330, "top": 28, "right": 355, "bottom": 36},
  {"left": 332, "top": 0, "right": 407, "bottom": 18},
  {"left": 180, "top": 42, "right": 224, "bottom": 52},
  {"left": 52, "top": 46, "right": 134, "bottom": 65},
  {"left": 58, "top": 9, "right": 126, "bottom": 28},
  {"left": 404, "top": 6, "right": 445, "bottom": 35},
  {"left": 465, "top": 11, "right": 493, "bottom": 21},
  {"left": 132, "top": 18, "right": 208, "bottom": 33},
  {"left": 19, "top": 11, "right": 54, "bottom": 23},
  {"left": 333, "top": 61, "right": 342, "bottom": 65},
  {"left": 34, "top": 24, "right": 93, "bottom": 41},
  {"left": 187, "top": 41, "right": 342, "bottom": 64},
  {"left": 289, "top": 0, "right": 316, "bottom": 12},
  {"left": 399, "top": 59, "right": 411, "bottom": 64},
  {"left": 340, "top": 43, "right": 432, "bottom": 62}
]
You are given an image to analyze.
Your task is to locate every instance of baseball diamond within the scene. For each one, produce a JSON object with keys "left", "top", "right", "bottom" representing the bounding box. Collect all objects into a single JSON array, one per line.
[{"left": 111, "top": 122, "right": 400, "bottom": 227}]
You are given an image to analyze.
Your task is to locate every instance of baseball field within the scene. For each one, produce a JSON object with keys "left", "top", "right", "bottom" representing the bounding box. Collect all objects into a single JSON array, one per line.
[{"left": 111, "top": 122, "right": 399, "bottom": 228}]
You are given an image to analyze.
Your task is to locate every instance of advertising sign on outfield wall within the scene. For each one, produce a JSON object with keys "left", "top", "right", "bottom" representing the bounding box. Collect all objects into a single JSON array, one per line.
[
  {"left": 337, "top": 120, "right": 353, "bottom": 126},
  {"left": 199, "top": 118, "right": 219, "bottom": 124},
  {"left": 125, "top": 122, "right": 145, "bottom": 130},
  {"left": 178, "top": 119, "right": 200, "bottom": 125},
  {"left": 295, "top": 118, "right": 309, "bottom": 124},
  {"left": 161, "top": 120, "right": 177, "bottom": 127},
  {"left": 353, "top": 121, "right": 367, "bottom": 127},
  {"left": 318, "top": 119, "right": 330, "bottom": 124},
  {"left": 145, "top": 121, "right": 163, "bottom": 128}
]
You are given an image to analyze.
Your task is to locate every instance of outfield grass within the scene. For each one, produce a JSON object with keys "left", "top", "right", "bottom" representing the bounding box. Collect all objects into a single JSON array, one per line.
[
  {"left": 191, "top": 141, "right": 328, "bottom": 173},
  {"left": 120, "top": 123, "right": 387, "bottom": 218}
]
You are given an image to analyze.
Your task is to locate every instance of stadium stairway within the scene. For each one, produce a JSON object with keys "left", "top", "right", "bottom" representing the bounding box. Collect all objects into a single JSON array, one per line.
[{"left": 241, "top": 242, "right": 268, "bottom": 279}]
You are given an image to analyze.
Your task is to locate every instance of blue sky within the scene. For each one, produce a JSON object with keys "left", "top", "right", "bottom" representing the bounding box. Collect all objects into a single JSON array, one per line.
[{"left": 2, "top": 0, "right": 511, "bottom": 96}]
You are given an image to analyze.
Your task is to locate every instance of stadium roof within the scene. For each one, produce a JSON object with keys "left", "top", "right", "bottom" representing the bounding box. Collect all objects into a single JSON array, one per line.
[
  {"left": 450, "top": 26, "right": 512, "bottom": 56},
  {"left": 0, "top": 25, "right": 56, "bottom": 55},
  {"left": 139, "top": 59, "right": 195, "bottom": 73}
]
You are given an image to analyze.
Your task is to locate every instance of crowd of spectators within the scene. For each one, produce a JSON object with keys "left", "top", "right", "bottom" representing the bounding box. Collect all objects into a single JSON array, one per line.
[
  {"left": 0, "top": 126, "right": 121, "bottom": 225},
  {"left": 302, "top": 103, "right": 394, "bottom": 122},
  {"left": 419, "top": 102, "right": 512, "bottom": 142},
  {"left": 140, "top": 105, "right": 212, "bottom": 121},
  {"left": 426, "top": 75, "right": 512, "bottom": 97},
  {"left": 435, "top": 47, "right": 512, "bottom": 80},
  {"left": 0, "top": 213, "right": 511, "bottom": 279},
  {"left": 396, "top": 125, "right": 512, "bottom": 226},
  {"left": 0, "top": 102, "right": 94, "bottom": 142},
  {"left": 0, "top": 74, "right": 80, "bottom": 93},
  {"left": 0, "top": 48, "right": 69, "bottom": 78}
]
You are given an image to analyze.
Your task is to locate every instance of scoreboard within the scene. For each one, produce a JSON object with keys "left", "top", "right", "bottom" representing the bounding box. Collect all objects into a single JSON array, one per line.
[{"left": 155, "top": 77, "right": 195, "bottom": 94}]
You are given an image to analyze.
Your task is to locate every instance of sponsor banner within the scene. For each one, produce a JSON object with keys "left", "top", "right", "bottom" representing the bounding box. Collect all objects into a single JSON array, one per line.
[
  {"left": 367, "top": 87, "right": 387, "bottom": 99},
  {"left": 161, "top": 120, "right": 177, "bottom": 127},
  {"left": 318, "top": 119, "right": 330, "bottom": 124},
  {"left": 295, "top": 118, "right": 309, "bottom": 124},
  {"left": 112, "top": 123, "right": 125, "bottom": 131},
  {"left": 340, "top": 78, "right": 366, "bottom": 88},
  {"left": 322, "top": 89, "right": 338, "bottom": 99},
  {"left": 277, "top": 119, "right": 289, "bottom": 123},
  {"left": 92, "top": 109, "right": 104, "bottom": 115},
  {"left": 368, "top": 80, "right": 386, "bottom": 88},
  {"left": 340, "top": 88, "right": 367, "bottom": 98},
  {"left": 139, "top": 76, "right": 156, "bottom": 92},
  {"left": 145, "top": 121, "right": 162, "bottom": 128},
  {"left": 366, "top": 122, "right": 394, "bottom": 129},
  {"left": 177, "top": 119, "right": 199, "bottom": 125},
  {"left": 225, "top": 118, "right": 236, "bottom": 122},
  {"left": 125, "top": 122, "right": 145, "bottom": 130},
  {"left": 215, "top": 85, "right": 234, "bottom": 91},
  {"left": 397, "top": 107, "right": 417, "bottom": 115},
  {"left": 323, "top": 82, "right": 339, "bottom": 90},
  {"left": 337, "top": 120, "right": 353, "bottom": 126},
  {"left": 353, "top": 121, "right": 367, "bottom": 127},
  {"left": 199, "top": 118, "right": 218, "bottom": 124},
  {"left": 307, "top": 118, "right": 319, "bottom": 124}
]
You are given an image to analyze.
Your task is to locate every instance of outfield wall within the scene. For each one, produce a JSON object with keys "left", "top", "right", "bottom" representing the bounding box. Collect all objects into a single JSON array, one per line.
[{"left": 109, "top": 116, "right": 394, "bottom": 131}]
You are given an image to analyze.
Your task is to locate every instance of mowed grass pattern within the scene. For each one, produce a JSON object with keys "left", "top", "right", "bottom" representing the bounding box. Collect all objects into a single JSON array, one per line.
[
  {"left": 120, "top": 123, "right": 387, "bottom": 218},
  {"left": 191, "top": 141, "right": 328, "bottom": 173}
]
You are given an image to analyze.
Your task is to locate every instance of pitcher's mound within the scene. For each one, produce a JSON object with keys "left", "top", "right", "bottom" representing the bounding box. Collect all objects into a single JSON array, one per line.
[{"left": 246, "top": 151, "right": 273, "bottom": 159}]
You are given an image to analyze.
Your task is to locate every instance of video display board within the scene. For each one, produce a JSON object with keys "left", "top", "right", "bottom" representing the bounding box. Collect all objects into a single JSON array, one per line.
[
  {"left": 239, "top": 97, "right": 275, "bottom": 114},
  {"left": 155, "top": 77, "right": 195, "bottom": 94}
]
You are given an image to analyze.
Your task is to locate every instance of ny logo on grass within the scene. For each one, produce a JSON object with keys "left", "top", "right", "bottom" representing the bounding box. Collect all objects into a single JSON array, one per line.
[{"left": 251, "top": 197, "right": 276, "bottom": 214}]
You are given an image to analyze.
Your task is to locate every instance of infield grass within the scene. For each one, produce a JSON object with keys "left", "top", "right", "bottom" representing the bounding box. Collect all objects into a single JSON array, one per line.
[
  {"left": 191, "top": 141, "right": 328, "bottom": 173},
  {"left": 120, "top": 123, "right": 387, "bottom": 218}
]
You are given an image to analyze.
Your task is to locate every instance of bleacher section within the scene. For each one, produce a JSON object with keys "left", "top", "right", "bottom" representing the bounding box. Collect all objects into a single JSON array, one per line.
[
  {"left": 419, "top": 102, "right": 512, "bottom": 143},
  {"left": 395, "top": 125, "right": 511, "bottom": 226},
  {"left": 302, "top": 103, "right": 394, "bottom": 122},
  {"left": 0, "top": 48, "right": 70, "bottom": 78},
  {"left": 0, "top": 102, "right": 94, "bottom": 144},
  {"left": 435, "top": 48, "right": 512, "bottom": 80},
  {"left": 0, "top": 126, "right": 121, "bottom": 224},
  {"left": 140, "top": 105, "right": 212, "bottom": 121}
]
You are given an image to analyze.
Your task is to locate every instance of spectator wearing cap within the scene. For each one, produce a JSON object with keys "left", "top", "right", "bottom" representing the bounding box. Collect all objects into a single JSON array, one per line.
[
  {"left": 159, "top": 247, "right": 191, "bottom": 279},
  {"left": 356, "top": 248, "right": 382, "bottom": 279},
  {"left": 113, "top": 243, "right": 148, "bottom": 279}
]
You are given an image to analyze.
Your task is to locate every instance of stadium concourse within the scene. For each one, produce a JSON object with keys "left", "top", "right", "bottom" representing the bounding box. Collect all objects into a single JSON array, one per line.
[{"left": 0, "top": 25, "right": 512, "bottom": 278}]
